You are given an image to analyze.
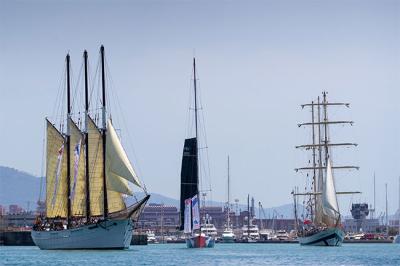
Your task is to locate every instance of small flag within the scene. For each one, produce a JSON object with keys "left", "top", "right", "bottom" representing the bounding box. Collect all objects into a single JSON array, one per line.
[
  {"left": 192, "top": 194, "right": 200, "bottom": 230},
  {"left": 184, "top": 198, "right": 192, "bottom": 233},
  {"left": 51, "top": 144, "right": 64, "bottom": 207},
  {"left": 70, "top": 139, "right": 81, "bottom": 201}
]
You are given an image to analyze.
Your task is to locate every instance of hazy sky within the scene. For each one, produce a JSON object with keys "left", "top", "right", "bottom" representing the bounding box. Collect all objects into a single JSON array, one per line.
[{"left": 1, "top": 0, "right": 399, "bottom": 216}]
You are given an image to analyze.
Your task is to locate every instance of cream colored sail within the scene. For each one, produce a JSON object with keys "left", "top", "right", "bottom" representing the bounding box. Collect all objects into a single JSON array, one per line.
[
  {"left": 106, "top": 119, "right": 141, "bottom": 188},
  {"left": 46, "top": 120, "right": 68, "bottom": 218},
  {"left": 87, "top": 117, "right": 128, "bottom": 214},
  {"left": 322, "top": 159, "right": 340, "bottom": 227},
  {"left": 107, "top": 170, "right": 132, "bottom": 195},
  {"left": 69, "top": 119, "right": 86, "bottom": 217},
  {"left": 87, "top": 117, "right": 104, "bottom": 216}
]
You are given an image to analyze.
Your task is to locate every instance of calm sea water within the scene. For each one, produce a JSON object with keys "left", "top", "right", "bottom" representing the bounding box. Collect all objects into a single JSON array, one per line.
[{"left": 1, "top": 243, "right": 399, "bottom": 266}]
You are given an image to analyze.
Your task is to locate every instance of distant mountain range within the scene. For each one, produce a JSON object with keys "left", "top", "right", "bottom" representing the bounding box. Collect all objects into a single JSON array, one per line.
[
  {"left": 0, "top": 165, "right": 299, "bottom": 218},
  {"left": 0, "top": 166, "right": 42, "bottom": 210}
]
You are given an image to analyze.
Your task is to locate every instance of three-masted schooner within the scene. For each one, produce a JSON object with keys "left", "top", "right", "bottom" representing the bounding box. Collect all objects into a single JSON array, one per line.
[
  {"left": 31, "top": 46, "right": 150, "bottom": 250},
  {"left": 179, "top": 58, "right": 215, "bottom": 248},
  {"left": 293, "top": 92, "right": 360, "bottom": 246}
]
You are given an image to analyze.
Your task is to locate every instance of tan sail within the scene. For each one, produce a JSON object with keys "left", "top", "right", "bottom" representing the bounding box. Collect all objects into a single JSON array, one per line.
[
  {"left": 88, "top": 117, "right": 128, "bottom": 214},
  {"left": 69, "top": 119, "right": 86, "bottom": 217},
  {"left": 87, "top": 117, "right": 104, "bottom": 216},
  {"left": 46, "top": 120, "right": 68, "bottom": 218},
  {"left": 106, "top": 120, "right": 141, "bottom": 188},
  {"left": 107, "top": 190, "right": 126, "bottom": 213}
]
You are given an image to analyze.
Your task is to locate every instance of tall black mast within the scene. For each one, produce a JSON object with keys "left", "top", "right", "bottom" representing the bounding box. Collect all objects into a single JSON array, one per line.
[
  {"left": 66, "top": 54, "right": 72, "bottom": 228},
  {"left": 193, "top": 58, "right": 199, "bottom": 174},
  {"left": 101, "top": 45, "right": 108, "bottom": 218},
  {"left": 193, "top": 58, "right": 201, "bottom": 225},
  {"left": 84, "top": 50, "right": 91, "bottom": 221}
]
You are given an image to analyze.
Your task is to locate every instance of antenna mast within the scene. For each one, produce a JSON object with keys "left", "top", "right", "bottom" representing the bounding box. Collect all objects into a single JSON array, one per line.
[
  {"left": 227, "top": 156, "right": 230, "bottom": 228},
  {"left": 386, "top": 183, "right": 388, "bottom": 233}
]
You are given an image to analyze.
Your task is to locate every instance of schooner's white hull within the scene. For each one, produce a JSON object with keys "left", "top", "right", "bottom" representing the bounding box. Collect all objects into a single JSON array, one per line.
[
  {"left": 31, "top": 218, "right": 133, "bottom": 250},
  {"left": 299, "top": 227, "right": 344, "bottom": 246}
]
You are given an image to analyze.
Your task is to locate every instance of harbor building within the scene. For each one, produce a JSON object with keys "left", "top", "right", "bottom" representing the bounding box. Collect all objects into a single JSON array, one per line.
[
  {"left": 0, "top": 205, "right": 6, "bottom": 215},
  {"left": 136, "top": 203, "right": 180, "bottom": 234},
  {"left": 137, "top": 204, "right": 296, "bottom": 233},
  {"left": 0, "top": 211, "right": 36, "bottom": 230},
  {"left": 342, "top": 203, "right": 380, "bottom": 233},
  {"left": 343, "top": 218, "right": 380, "bottom": 233}
]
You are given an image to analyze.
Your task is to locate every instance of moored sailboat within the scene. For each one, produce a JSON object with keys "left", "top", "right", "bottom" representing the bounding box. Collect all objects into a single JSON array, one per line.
[
  {"left": 294, "top": 92, "right": 360, "bottom": 246},
  {"left": 222, "top": 156, "right": 235, "bottom": 243},
  {"left": 31, "top": 46, "right": 150, "bottom": 250},
  {"left": 394, "top": 177, "right": 400, "bottom": 244},
  {"left": 179, "top": 58, "right": 215, "bottom": 248}
]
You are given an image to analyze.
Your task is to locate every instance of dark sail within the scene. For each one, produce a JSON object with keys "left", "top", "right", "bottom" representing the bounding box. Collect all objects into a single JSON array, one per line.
[{"left": 179, "top": 137, "right": 198, "bottom": 230}]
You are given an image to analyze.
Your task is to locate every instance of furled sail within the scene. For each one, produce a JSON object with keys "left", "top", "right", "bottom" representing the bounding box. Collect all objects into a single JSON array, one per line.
[
  {"left": 322, "top": 159, "right": 340, "bottom": 226},
  {"left": 314, "top": 167, "right": 324, "bottom": 225},
  {"left": 106, "top": 120, "right": 141, "bottom": 188},
  {"left": 87, "top": 117, "right": 104, "bottom": 216},
  {"left": 46, "top": 120, "right": 68, "bottom": 218},
  {"left": 179, "top": 138, "right": 198, "bottom": 230},
  {"left": 69, "top": 118, "right": 86, "bottom": 217}
]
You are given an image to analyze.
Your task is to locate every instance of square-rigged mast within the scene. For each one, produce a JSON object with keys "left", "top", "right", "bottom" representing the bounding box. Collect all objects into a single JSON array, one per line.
[{"left": 294, "top": 92, "right": 360, "bottom": 224}]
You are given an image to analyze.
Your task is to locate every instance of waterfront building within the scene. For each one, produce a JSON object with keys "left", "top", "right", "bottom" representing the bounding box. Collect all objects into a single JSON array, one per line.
[
  {"left": 0, "top": 205, "right": 6, "bottom": 215},
  {"left": 137, "top": 204, "right": 180, "bottom": 234},
  {"left": 8, "top": 205, "right": 24, "bottom": 214},
  {"left": 343, "top": 218, "right": 380, "bottom": 233},
  {"left": 0, "top": 211, "right": 36, "bottom": 230}
]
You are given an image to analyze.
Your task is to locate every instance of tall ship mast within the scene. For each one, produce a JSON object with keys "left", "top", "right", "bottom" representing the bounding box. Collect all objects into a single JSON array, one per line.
[
  {"left": 179, "top": 58, "right": 215, "bottom": 248},
  {"left": 293, "top": 91, "right": 360, "bottom": 246},
  {"left": 31, "top": 46, "right": 150, "bottom": 250}
]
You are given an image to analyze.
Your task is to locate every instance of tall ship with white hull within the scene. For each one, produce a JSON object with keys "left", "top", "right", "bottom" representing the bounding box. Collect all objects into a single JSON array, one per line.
[
  {"left": 32, "top": 46, "right": 150, "bottom": 250},
  {"left": 294, "top": 92, "right": 360, "bottom": 246}
]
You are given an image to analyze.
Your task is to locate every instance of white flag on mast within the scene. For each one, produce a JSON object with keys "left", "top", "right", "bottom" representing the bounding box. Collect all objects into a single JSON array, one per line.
[
  {"left": 184, "top": 198, "right": 192, "bottom": 233},
  {"left": 192, "top": 194, "right": 200, "bottom": 230},
  {"left": 70, "top": 139, "right": 81, "bottom": 201},
  {"left": 51, "top": 144, "right": 64, "bottom": 207}
]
